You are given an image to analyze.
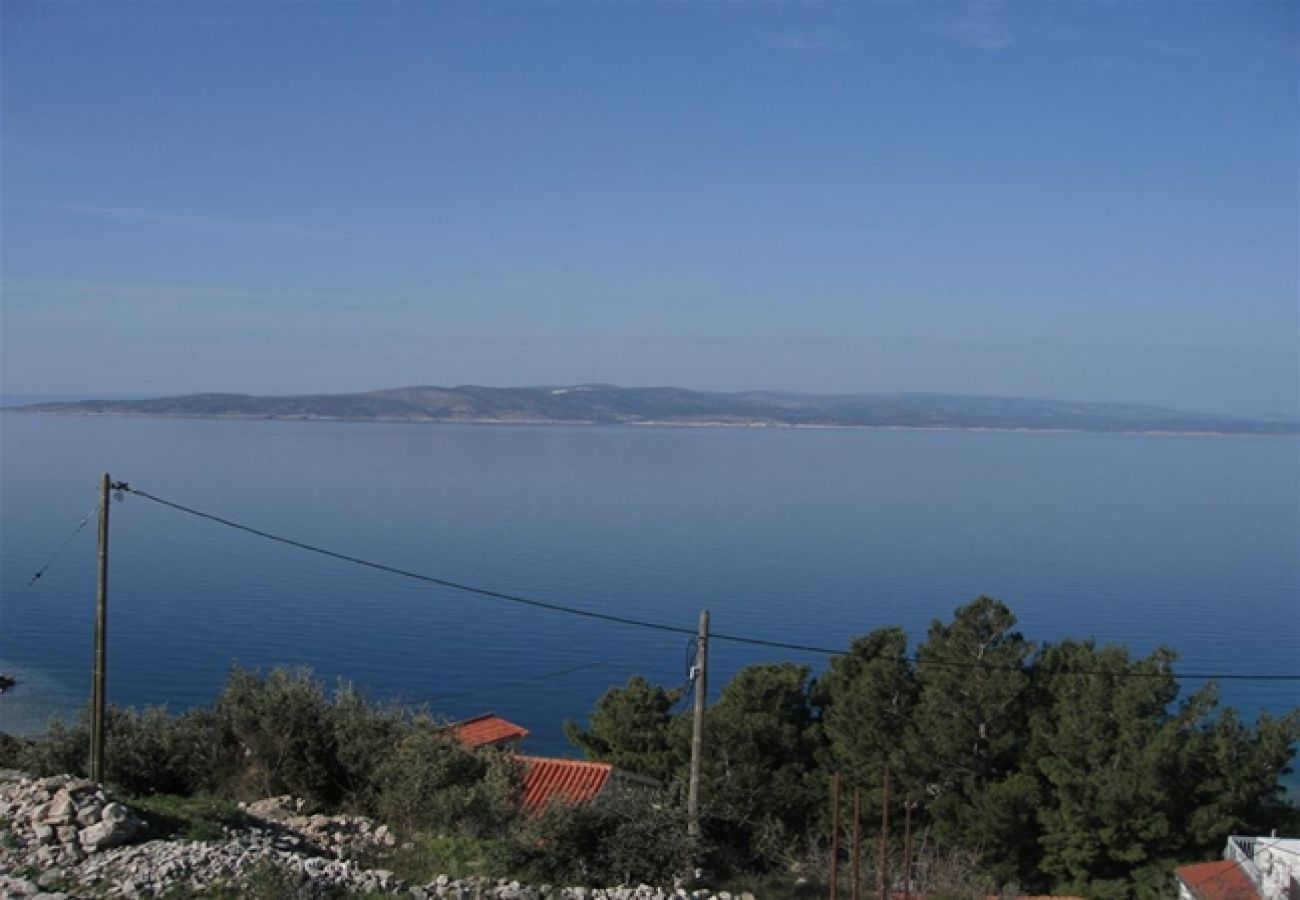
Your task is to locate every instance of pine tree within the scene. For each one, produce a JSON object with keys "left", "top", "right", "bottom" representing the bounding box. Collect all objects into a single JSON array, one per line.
[
  {"left": 563, "top": 676, "right": 685, "bottom": 782},
  {"left": 812, "top": 627, "right": 917, "bottom": 805},
  {"left": 908, "top": 596, "right": 1039, "bottom": 883},
  {"left": 700, "top": 663, "right": 821, "bottom": 833},
  {"left": 1027, "top": 641, "right": 1184, "bottom": 897},
  {"left": 1179, "top": 695, "right": 1300, "bottom": 851}
]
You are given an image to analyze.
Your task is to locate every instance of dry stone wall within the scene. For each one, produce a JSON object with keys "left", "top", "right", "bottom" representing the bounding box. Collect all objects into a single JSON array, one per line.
[{"left": 0, "top": 773, "right": 749, "bottom": 900}]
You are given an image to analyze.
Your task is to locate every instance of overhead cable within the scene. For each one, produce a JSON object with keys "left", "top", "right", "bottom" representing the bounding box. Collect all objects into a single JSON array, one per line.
[
  {"left": 26, "top": 503, "right": 99, "bottom": 589},
  {"left": 399, "top": 660, "right": 613, "bottom": 706},
  {"left": 119, "top": 485, "right": 1300, "bottom": 683}
]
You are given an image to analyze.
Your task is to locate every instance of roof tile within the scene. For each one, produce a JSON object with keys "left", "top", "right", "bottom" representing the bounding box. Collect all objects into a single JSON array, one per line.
[
  {"left": 1175, "top": 860, "right": 1262, "bottom": 900},
  {"left": 452, "top": 714, "right": 530, "bottom": 749},
  {"left": 515, "top": 755, "right": 614, "bottom": 815}
]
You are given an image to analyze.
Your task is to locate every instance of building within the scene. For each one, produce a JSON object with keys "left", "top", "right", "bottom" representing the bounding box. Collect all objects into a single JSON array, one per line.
[
  {"left": 1175, "top": 835, "right": 1300, "bottom": 900},
  {"left": 450, "top": 714, "right": 661, "bottom": 815},
  {"left": 450, "top": 713, "right": 531, "bottom": 752},
  {"left": 1176, "top": 860, "right": 1264, "bottom": 900},
  {"left": 514, "top": 755, "right": 641, "bottom": 815}
]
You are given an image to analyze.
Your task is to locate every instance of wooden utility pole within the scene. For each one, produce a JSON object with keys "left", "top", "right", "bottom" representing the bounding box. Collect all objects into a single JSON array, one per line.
[
  {"left": 902, "top": 795, "right": 914, "bottom": 900},
  {"left": 877, "top": 769, "right": 890, "bottom": 900},
  {"left": 90, "top": 473, "right": 111, "bottom": 783},
  {"left": 687, "top": 609, "right": 709, "bottom": 838},
  {"left": 851, "top": 787, "right": 862, "bottom": 900},
  {"left": 829, "top": 772, "right": 842, "bottom": 900}
]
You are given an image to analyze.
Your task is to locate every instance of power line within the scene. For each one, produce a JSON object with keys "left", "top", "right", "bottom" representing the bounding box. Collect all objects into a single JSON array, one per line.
[
  {"left": 398, "top": 659, "right": 614, "bottom": 706},
  {"left": 124, "top": 485, "right": 697, "bottom": 639},
  {"left": 123, "top": 486, "right": 850, "bottom": 657},
  {"left": 119, "top": 484, "right": 1300, "bottom": 683},
  {"left": 26, "top": 503, "right": 99, "bottom": 589}
]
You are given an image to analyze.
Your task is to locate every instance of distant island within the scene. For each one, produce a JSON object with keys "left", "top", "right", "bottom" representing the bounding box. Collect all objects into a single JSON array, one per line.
[{"left": 5, "top": 384, "right": 1297, "bottom": 435}]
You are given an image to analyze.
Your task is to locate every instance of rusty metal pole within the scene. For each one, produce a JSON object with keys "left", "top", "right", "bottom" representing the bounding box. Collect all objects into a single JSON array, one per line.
[
  {"left": 902, "top": 796, "right": 913, "bottom": 900},
  {"left": 851, "top": 787, "right": 862, "bottom": 900},
  {"left": 829, "top": 773, "right": 841, "bottom": 900},
  {"left": 877, "top": 769, "right": 890, "bottom": 900}
]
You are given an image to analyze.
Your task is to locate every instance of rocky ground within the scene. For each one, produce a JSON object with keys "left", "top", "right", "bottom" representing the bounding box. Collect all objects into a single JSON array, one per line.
[{"left": 0, "top": 773, "right": 749, "bottom": 900}]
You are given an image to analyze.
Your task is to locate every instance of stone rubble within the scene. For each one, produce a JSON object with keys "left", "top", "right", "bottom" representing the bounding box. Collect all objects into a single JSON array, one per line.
[
  {"left": 0, "top": 774, "right": 752, "bottom": 899},
  {"left": 241, "top": 793, "right": 400, "bottom": 857},
  {"left": 0, "top": 773, "right": 143, "bottom": 869}
]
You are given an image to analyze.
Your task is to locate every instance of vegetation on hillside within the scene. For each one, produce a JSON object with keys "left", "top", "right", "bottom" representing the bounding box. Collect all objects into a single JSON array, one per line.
[
  {"left": 2, "top": 597, "right": 1296, "bottom": 897},
  {"left": 1, "top": 666, "right": 691, "bottom": 887},
  {"left": 565, "top": 597, "right": 1300, "bottom": 898}
]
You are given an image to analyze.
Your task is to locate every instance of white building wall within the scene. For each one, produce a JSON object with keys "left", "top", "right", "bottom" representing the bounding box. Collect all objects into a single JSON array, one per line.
[{"left": 1251, "top": 839, "right": 1300, "bottom": 900}]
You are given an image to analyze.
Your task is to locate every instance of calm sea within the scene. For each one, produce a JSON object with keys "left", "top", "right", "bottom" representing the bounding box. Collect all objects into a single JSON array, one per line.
[{"left": 1, "top": 414, "right": 1297, "bottom": 758}]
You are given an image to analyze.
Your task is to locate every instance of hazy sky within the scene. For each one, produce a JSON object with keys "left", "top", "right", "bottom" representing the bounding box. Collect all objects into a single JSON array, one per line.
[{"left": 2, "top": 1, "right": 1296, "bottom": 416}]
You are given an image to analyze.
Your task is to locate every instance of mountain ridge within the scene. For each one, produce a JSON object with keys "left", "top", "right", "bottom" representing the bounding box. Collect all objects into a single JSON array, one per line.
[{"left": 5, "top": 384, "right": 1296, "bottom": 435}]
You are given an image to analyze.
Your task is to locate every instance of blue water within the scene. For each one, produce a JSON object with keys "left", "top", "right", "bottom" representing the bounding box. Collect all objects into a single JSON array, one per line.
[{"left": 1, "top": 415, "right": 1297, "bottom": 757}]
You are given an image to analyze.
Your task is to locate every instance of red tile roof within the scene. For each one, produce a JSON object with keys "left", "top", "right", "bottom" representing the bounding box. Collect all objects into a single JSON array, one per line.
[
  {"left": 451, "top": 714, "right": 530, "bottom": 749},
  {"left": 515, "top": 755, "right": 614, "bottom": 815},
  {"left": 1175, "top": 860, "right": 1261, "bottom": 900}
]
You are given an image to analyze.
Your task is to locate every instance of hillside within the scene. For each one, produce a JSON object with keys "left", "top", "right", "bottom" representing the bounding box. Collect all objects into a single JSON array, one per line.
[
  {"left": 6, "top": 384, "right": 1297, "bottom": 435},
  {"left": 0, "top": 774, "right": 704, "bottom": 899}
]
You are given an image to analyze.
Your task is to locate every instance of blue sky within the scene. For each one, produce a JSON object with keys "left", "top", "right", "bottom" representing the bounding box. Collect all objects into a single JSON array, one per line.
[{"left": 2, "top": 1, "right": 1296, "bottom": 416}]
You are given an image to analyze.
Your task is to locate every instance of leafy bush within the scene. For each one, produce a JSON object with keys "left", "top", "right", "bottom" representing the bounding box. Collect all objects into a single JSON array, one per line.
[
  {"left": 0, "top": 731, "right": 36, "bottom": 769},
  {"left": 112, "top": 707, "right": 226, "bottom": 795},
  {"left": 328, "top": 682, "right": 410, "bottom": 810},
  {"left": 370, "top": 725, "right": 519, "bottom": 836},
  {"left": 14, "top": 705, "right": 223, "bottom": 796},
  {"left": 214, "top": 666, "right": 343, "bottom": 806},
  {"left": 517, "top": 785, "right": 696, "bottom": 885},
  {"left": 11, "top": 715, "right": 88, "bottom": 778},
  {"left": 211, "top": 666, "right": 437, "bottom": 813}
]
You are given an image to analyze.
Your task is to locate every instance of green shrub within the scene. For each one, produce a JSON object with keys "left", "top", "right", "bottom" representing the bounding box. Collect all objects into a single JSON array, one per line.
[
  {"left": 0, "top": 731, "right": 36, "bottom": 769},
  {"left": 211, "top": 666, "right": 440, "bottom": 812},
  {"left": 370, "top": 726, "right": 519, "bottom": 835},
  {"left": 12, "top": 715, "right": 89, "bottom": 778},
  {"left": 109, "top": 706, "right": 226, "bottom": 795},
  {"left": 214, "top": 666, "right": 344, "bottom": 806},
  {"left": 517, "top": 785, "right": 696, "bottom": 885},
  {"left": 13, "top": 705, "right": 223, "bottom": 796},
  {"left": 327, "top": 682, "right": 410, "bottom": 809}
]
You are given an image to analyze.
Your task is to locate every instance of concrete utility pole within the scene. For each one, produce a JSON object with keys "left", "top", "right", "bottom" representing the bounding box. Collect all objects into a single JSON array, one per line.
[
  {"left": 90, "top": 473, "right": 112, "bottom": 783},
  {"left": 687, "top": 609, "right": 709, "bottom": 838}
]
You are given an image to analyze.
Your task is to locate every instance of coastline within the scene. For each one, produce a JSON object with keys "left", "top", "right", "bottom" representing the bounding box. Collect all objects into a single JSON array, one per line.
[
  {"left": 0, "top": 658, "right": 81, "bottom": 739},
  {"left": 2, "top": 408, "right": 1295, "bottom": 438}
]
